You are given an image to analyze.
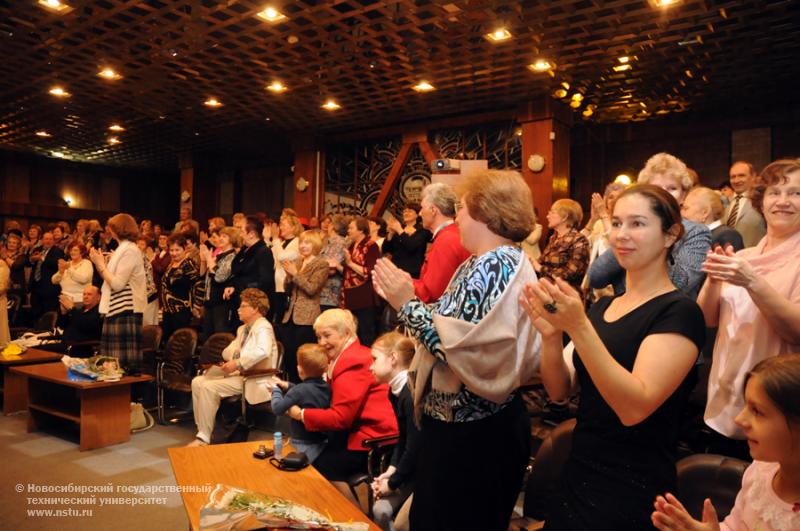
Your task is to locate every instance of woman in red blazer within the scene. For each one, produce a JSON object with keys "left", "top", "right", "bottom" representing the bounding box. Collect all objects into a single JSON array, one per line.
[{"left": 288, "top": 308, "right": 398, "bottom": 504}]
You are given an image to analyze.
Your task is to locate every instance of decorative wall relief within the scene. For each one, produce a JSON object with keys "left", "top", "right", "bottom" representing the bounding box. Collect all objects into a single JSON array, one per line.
[
  {"left": 432, "top": 122, "right": 521, "bottom": 169},
  {"left": 325, "top": 139, "right": 431, "bottom": 216},
  {"left": 323, "top": 122, "right": 520, "bottom": 216}
]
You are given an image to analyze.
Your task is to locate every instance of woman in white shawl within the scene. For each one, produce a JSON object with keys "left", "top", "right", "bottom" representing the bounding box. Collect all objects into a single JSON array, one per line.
[{"left": 373, "top": 170, "right": 540, "bottom": 531}]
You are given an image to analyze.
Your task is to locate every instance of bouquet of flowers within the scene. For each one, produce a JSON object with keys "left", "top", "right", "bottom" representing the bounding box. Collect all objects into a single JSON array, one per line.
[
  {"left": 61, "top": 355, "right": 125, "bottom": 382},
  {"left": 199, "top": 484, "right": 369, "bottom": 531}
]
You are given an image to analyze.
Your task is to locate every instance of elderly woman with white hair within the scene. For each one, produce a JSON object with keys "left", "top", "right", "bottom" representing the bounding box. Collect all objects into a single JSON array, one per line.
[
  {"left": 588, "top": 152, "right": 712, "bottom": 299},
  {"left": 374, "top": 169, "right": 541, "bottom": 531},
  {"left": 286, "top": 308, "right": 397, "bottom": 503}
]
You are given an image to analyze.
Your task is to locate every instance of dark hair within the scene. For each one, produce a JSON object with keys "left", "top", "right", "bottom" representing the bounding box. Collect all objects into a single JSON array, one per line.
[
  {"left": 750, "top": 159, "right": 800, "bottom": 215},
  {"left": 7, "top": 228, "right": 23, "bottom": 239},
  {"left": 66, "top": 241, "right": 88, "bottom": 258},
  {"left": 744, "top": 354, "right": 800, "bottom": 427},
  {"left": 367, "top": 216, "right": 388, "bottom": 237},
  {"left": 244, "top": 215, "right": 264, "bottom": 239},
  {"left": 330, "top": 214, "right": 349, "bottom": 237},
  {"left": 614, "top": 184, "right": 685, "bottom": 256},
  {"left": 167, "top": 233, "right": 188, "bottom": 248},
  {"left": 180, "top": 230, "right": 198, "bottom": 244},
  {"left": 352, "top": 216, "right": 370, "bottom": 237}
]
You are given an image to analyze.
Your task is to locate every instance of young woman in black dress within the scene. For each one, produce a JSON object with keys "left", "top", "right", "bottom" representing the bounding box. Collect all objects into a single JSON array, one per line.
[{"left": 521, "top": 184, "right": 705, "bottom": 530}]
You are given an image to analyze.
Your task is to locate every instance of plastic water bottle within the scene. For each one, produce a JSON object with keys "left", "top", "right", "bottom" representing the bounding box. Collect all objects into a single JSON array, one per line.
[{"left": 274, "top": 432, "right": 283, "bottom": 460}]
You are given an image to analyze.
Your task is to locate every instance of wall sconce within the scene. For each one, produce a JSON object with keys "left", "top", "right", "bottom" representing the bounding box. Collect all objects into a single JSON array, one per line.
[{"left": 296, "top": 177, "right": 309, "bottom": 192}]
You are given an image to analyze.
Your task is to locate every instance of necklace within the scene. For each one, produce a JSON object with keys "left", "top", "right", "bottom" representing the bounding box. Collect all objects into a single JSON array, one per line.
[{"left": 610, "top": 284, "right": 673, "bottom": 317}]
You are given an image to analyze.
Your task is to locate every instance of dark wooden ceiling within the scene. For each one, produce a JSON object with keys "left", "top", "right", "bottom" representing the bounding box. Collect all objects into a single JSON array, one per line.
[{"left": 1, "top": 0, "right": 798, "bottom": 168}]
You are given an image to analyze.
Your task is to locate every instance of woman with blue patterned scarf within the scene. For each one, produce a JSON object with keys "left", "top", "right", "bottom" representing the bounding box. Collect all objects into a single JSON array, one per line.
[{"left": 374, "top": 169, "right": 541, "bottom": 531}]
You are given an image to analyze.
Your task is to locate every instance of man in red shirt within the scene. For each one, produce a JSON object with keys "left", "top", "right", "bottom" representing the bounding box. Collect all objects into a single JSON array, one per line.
[{"left": 413, "top": 183, "right": 471, "bottom": 303}]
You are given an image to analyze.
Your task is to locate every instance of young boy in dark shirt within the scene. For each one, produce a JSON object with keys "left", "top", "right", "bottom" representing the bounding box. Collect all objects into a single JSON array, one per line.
[{"left": 268, "top": 343, "right": 331, "bottom": 463}]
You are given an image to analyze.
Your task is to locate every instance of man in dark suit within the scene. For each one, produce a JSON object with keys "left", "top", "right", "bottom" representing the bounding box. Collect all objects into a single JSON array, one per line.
[
  {"left": 28, "top": 230, "right": 65, "bottom": 319},
  {"left": 224, "top": 216, "right": 275, "bottom": 326},
  {"left": 40, "top": 285, "right": 103, "bottom": 355}
]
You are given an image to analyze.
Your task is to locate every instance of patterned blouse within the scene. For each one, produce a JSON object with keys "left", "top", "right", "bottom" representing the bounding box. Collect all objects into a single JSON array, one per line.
[
  {"left": 539, "top": 228, "right": 590, "bottom": 292},
  {"left": 398, "top": 245, "right": 522, "bottom": 422},
  {"left": 159, "top": 257, "right": 203, "bottom": 315},
  {"left": 320, "top": 234, "right": 346, "bottom": 308},
  {"left": 342, "top": 237, "right": 380, "bottom": 310}
]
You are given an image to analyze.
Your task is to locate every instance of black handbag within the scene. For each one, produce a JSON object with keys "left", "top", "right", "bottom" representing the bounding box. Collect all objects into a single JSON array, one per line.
[{"left": 268, "top": 452, "right": 309, "bottom": 471}]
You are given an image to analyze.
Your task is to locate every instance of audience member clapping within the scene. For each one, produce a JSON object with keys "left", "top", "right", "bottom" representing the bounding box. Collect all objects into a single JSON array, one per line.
[{"left": 699, "top": 159, "right": 800, "bottom": 459}]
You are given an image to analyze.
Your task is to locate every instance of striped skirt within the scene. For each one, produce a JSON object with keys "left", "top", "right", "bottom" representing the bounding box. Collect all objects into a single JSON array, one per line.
[{"left": 101, "top": 311, "right": 142, "bottom": 367}]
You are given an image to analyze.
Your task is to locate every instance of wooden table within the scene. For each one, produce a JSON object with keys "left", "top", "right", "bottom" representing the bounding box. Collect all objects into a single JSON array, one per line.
[
  {"left": 169, "top": 441, "right": 380, "bottom": 531},
  {"left": 10, "top": 362, "right": 153, "bottom": 451},
  {"left": 1, "top": 347, "right": 63, "bottom": 415}
]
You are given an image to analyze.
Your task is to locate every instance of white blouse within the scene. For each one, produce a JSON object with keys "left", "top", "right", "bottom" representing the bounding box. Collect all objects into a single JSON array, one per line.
[{"left": 51, "top": 259, "right": 93, "bottom": 303}]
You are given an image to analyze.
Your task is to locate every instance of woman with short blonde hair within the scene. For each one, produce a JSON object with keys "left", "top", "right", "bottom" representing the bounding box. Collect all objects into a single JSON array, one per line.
[
  {"left": 638, "top": 152, "right": 694, "bottom": 199},
  {"left": 278, "top": 228, "right": 329, "bottom": 382}
]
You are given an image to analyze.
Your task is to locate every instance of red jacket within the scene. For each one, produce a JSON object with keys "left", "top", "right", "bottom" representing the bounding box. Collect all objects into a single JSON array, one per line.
[
  {"left": 304, "top": 341, "right": 398, "bottom": 451},
  {"left": 413, "top": 222, "right": 471, "bottom": 303}
]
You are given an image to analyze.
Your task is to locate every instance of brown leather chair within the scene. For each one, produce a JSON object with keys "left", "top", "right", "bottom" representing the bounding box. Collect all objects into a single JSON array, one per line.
[
  {"left": 156, "top": 327, "right": 198, "bottom": 424},
  {"left": 197, "top": 332, "right": 235, "bottom": 370},
  {"left": 676, "top": 454, "right": 750, "bottom": 520},
  {"left": 523, "top": 418, "right": 577, "bottom": 520},
  {"left": 140, "top": 324, "right": 163, "bottom": 376},
  {"left": 11, "top": 310, "right": 58, "bottom": 339}
]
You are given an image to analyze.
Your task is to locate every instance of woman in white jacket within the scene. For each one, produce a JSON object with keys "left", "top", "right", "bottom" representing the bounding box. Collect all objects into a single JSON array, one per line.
[
  {"left": 88, "top": 213, "right": 146, "bottom": 369},
  {"left": 52, "top": 241, "right": 93, "bottom": 306}
]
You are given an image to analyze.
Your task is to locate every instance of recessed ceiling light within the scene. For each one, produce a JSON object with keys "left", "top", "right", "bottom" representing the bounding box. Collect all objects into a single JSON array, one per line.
[
  {"left": 615, "top": 174, "right": 632, "bottom": 185},
  {"left": 108, "top": 136, "right": 121, "bottom": 145},
  {"left": 613, "top": 64, "right": 632, "bottom": 72},
  {"left": 484, "top": 28, "right": 512, "bottom": 42},
  {"left": 267, "top": 81, "right": 287, "bottom": 93},
  {"left": 36, "top": 130, "right": 51, "bottom": 137},
  {"left": 571, "top": 93, "right": 584, "bottom": 102},
  {"left": 528, "top": 59, "right": 555, "bottom": 73},
  {"left": 256, "top": 6, "right": 287, "bottom": 23},
  {"left": 651, "top": 0, "right": 679, "bottom": 7},
  {"left": 204, "top": 98, "right": 223, "bottom": 108},
  {"left": 322, "top": 100, "right": 341, "bottom": 111},
  {"left": 552, "top": 88, "right": 568, "bottom": 99},
  {"left": 109, "top": 124, "right": 125, "bottom": 132},
  {"left": 98, "top": 67, "right": 122, "bottom": 80},
  {"left": 51, "top": 151, "right": 65, "bottom": 158},
  {"left": 38, "top": 0, "right": 73, "bottom": 14},
  {"left": 618, "top": 56, "right": 630, "bottom": 64},
  {"left": 49, "top": 86, "right": 71, "bottom": 97},
  {"left": 412, "top": 81, "right": 436, "bottom": 92}
]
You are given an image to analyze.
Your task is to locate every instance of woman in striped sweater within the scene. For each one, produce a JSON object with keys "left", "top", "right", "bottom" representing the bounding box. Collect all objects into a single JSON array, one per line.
[{"left": 89, "top": 213, "right": 147, "bottom": 370}]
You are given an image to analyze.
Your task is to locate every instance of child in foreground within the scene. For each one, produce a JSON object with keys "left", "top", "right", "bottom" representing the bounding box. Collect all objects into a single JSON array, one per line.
[
  {"left": 268, "top": 343, "right": 331, "bottom": 463},
  {"left": 369, "top": 332, "right": 420, "bottom": 531},
  {"left": 652, "top": 354, "right": 800, "bottom": 531}
]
